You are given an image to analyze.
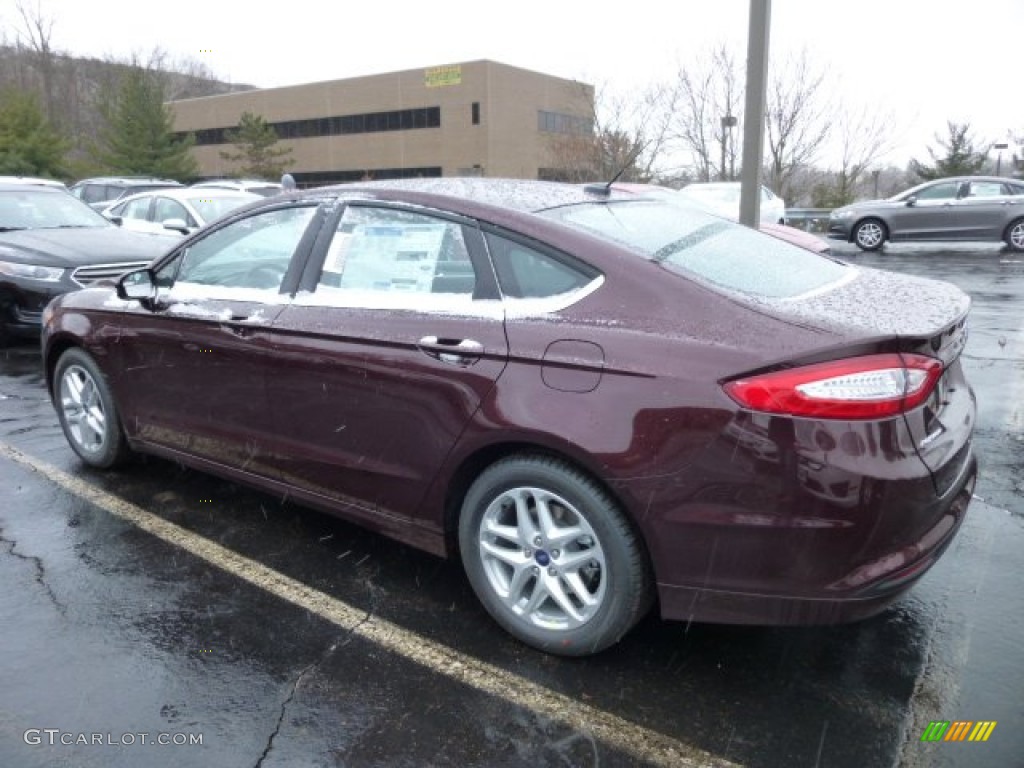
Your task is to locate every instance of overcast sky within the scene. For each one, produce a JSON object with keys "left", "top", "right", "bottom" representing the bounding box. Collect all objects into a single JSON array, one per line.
[{"left": 2, "top": 0, "right": 1020, "bottom": 169}]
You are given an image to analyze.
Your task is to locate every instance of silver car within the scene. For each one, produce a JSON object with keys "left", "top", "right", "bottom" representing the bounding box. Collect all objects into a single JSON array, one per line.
[{"left": 829, "top": 175, "right": 1024, "bottom": 251}]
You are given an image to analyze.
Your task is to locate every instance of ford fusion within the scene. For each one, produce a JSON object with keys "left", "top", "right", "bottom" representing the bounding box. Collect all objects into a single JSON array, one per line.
[
  {"left": 1, "top": 183, "right": 168, "bottom": 345},
  {"left": 42, "top": 179, "right": 977, "bottom": 656}
]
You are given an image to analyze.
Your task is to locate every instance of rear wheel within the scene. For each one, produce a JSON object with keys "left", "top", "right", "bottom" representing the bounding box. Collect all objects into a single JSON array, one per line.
[
  {"left": 1005, "top": 218, "right": 1024, "bottom": 252},
  {"left": 54, "top": 348, "right": 130, "bottom": 468},
  {"left": 458, "top": 455, "right": 652, "bottom": 656},
  {"left": 853, "top": 219, "right": 887, "bottom": 251}
]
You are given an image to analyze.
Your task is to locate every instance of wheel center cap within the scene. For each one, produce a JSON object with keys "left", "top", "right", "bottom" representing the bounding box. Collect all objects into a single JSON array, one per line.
[{"left": 534, "top": 550, "right": 550, "bottom": 566}]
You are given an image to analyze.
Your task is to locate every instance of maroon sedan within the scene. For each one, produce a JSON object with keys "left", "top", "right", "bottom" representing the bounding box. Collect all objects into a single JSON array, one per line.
[{"left": 42, "top": 179, "right": 977, "bottom": 656}]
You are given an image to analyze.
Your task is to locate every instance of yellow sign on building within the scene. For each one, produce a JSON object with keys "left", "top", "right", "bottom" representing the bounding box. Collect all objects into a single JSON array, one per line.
[{"left": 425, "top": 65, "right": 462, "bottom": 88}]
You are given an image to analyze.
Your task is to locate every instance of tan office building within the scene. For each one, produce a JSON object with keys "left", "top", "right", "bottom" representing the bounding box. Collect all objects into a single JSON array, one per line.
[{"left": 168, "top": 60, "right": 595, "bottom": 185}]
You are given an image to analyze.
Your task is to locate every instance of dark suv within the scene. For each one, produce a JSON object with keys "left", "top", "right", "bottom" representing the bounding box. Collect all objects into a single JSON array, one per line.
[{"left": 69, "top": 177, "right": 184, "bottom": 210}]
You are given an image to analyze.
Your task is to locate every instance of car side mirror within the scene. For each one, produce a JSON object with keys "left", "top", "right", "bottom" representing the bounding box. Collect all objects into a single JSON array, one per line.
[
  {"left": 162, "top": 217, "right": 190, "bottom": 235},
  {"left": 905, "top": 195, "right": 917, "bottom": 207},
  {"left": 117, "top": 268, "right": 156, "bottom": 302},
  {"left": 108, "top": 215, "right": 123, "bottom": 226}
]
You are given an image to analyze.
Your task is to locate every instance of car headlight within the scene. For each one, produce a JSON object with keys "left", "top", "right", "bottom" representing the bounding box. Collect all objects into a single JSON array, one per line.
[
  {"left": 0, "top": 260, "right": 66, "bottom": 282},
  {"left": 831, "top": 210, "right": 856, "bottom": 220}
]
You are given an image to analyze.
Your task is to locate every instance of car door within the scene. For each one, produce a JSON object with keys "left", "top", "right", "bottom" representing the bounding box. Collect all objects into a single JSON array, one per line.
[
  {"left": 888, "top": 180, "right": 962, "bottom": 240},
  {"left": 113, "top": 203, "right": 323, "bottom": 470},
  {"left": 956, "top": 180, "right": 1019, "bottom": 239},
  {"left": 264, "top": 203, "right": 508, "bottom": 528}
]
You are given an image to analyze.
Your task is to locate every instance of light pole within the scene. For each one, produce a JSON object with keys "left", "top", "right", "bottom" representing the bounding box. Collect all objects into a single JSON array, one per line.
[
  {"left": 721, "top": 115, "right": 737, "bottom": 181},
  {"left": 994, "top": 142, "right": 1009, "bottom": 176}
]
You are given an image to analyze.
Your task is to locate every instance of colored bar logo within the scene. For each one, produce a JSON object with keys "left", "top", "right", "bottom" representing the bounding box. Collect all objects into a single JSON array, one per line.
[{"left": 921, "top": 721, "right": 996, "bottom": 742}]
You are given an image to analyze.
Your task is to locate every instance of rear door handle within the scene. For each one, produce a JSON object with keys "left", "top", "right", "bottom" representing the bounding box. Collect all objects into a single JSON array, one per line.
[{"left": 417, "top": 336, "right": 484, "bottom": 366}]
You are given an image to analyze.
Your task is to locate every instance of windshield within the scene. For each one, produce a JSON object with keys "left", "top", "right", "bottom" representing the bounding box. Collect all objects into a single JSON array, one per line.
[
  {"left": 539, "top": 199, "right": 850, "bottom": 298},
  {"left": 0, "top": 188, "right": 112, "bottom": 230}
]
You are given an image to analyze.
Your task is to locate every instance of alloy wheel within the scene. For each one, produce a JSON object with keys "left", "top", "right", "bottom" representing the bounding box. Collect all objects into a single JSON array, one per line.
[
  {"left": 60, "top": 364, "right": 108, "bottom": 456},
  {"left": 476, "top": 486, "right": 607, "bottom": 631}
]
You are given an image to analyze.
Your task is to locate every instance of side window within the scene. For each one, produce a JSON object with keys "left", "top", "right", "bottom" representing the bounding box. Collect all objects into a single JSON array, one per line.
[
  {"left": 157, "top": 205, "right": 316, "bottom": 294},
  {"left": 314, "top": 206, "right": 477, "bottom": 301},
  {"left": 968, "top": 182, "right": 1004, "bottom": 198},
  {"left": 916, "top": 182, "right": 958, "bottom": 201},
  {"left": 81, "top": 184, "right": 109, "bottom": 204},
  {"left": 119, "top": 197, "right": 152, "bottom": 220},
  {"left": 153, "top": 197, "right": 191, "bottom": 224},
  {"left": 485, "top": 232, "right": 594, "bottom": 299}
]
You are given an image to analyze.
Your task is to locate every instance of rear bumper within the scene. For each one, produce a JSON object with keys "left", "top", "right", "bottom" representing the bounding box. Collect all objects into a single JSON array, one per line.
[{"left": 655, "top": 450, "right": 977, "bottom": 625}]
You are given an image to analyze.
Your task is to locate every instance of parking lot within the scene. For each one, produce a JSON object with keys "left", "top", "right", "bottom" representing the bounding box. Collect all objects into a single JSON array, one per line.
[{"left": 1, "top": 241, "right": 1021, "bottom": 768}]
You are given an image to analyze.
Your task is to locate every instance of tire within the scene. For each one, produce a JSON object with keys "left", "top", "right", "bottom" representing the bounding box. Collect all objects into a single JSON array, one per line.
[
  {"left": 853, "top": 218, "right": 886, "bottom": 251},
  {"left": 458, "top": 455, "right": 652, "bottom": 656},
  {"left": 1005, "top": 218, "right": 1024, "bottom": 252},
  {"left": 53, "top": 348, "right": 130, "bottom": 469}
]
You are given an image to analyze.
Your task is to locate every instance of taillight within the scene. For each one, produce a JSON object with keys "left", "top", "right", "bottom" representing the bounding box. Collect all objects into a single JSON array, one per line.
[{"left": 723, "top": 354, "right": 943, "bottom": 419}]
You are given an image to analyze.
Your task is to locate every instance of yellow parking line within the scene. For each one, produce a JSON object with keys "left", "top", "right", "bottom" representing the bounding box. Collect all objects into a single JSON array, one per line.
[{"left": 0, "top": 441, "right": 737, "bottom": 768}]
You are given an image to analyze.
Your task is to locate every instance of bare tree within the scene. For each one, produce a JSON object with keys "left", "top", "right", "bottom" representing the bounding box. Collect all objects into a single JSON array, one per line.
[
  {"left": 763, "top": 49, "right": 833, "bottom": 203},
  {"left": 667, "top": 44, "right": 744, "bottom": 182},
  {"left": 543, "top": 80, "right": 674, "bottom": 183},
  {"left": 13, "top": 0, "right": 57, "bottom": 122},
  {"left": 811, "top": 106, "right": 892, "bottom": 206}
]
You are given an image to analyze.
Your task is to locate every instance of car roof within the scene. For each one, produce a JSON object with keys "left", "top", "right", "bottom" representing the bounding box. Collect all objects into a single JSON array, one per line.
[
  {"left": 915, "top": 175, "right": 1023, "bottom": 184},
  {"left": 323, "top": 177, "right": 633, "bottom": 214},
  {"left": 0, "top": 176, "right": 67, "bottom": 188},
  {"left": 193, "top": 179, "right": 281, "bottom": 187},
  {"left": 116, "top": 187, "right": 261, "bottom": 201},
  {"left": 0, "top": 182, "right": 70, "bottom": 193},
  {"left": 71, "top": 177, "right": 183, "bottom": 187}
]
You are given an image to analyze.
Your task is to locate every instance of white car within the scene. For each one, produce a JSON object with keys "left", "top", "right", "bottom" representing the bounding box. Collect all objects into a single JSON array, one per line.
[
  {"left": 191, "top": 178, "right": 283, "bottom": 197},
  {"left": 103, "top": 188, "right": 260, "bottom": 236},
  {"left": 679, "top": 182, "right": 786, "bottom": 226}
]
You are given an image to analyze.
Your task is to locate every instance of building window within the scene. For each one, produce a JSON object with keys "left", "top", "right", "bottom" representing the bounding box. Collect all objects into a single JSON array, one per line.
[
  {"left": 537, "top": 110, "right": 593, "bottom": 136},
  {"left": 472, "top": 102, "right": 480, "bottom": 125},
  {"left": 291, "top": 167, "right": 442, "bottom": 186},
  {"left": 182, "top": 107, "right": 442, "bottom": 146}
]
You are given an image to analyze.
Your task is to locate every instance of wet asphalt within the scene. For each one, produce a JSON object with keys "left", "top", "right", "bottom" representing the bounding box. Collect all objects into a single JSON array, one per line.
[{"left": 0, "top": 242, "right": 1021, "bottom": 768}]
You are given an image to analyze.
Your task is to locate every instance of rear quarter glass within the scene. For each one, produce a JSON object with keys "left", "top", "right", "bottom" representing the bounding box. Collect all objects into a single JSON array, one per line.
[{"left": 539, "top": 200, "right": 849, "bottom": 298}]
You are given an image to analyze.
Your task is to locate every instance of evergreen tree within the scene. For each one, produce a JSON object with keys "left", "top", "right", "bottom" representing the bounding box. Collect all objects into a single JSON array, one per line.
[
  {"left": 219, "top": 112, "right": 294, "bottom": 179},
  {"left": 0, "top": 87, "right": 68, "bottom": 177},
  {"left": 92, "top": 67, "right": 197, "bottom": 179},
  {"left": 910, "top": 121, "right": 988, "bottom": 181}
]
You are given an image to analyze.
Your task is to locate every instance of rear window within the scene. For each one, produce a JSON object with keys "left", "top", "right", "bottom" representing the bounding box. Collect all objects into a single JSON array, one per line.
[{"left": 539, "top": 200, "right": 849, "bottom": 298}]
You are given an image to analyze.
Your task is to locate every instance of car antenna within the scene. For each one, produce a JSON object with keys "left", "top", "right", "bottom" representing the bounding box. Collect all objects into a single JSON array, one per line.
[{"left": 584, "top": 140, "right": 650, "bottom": 197}]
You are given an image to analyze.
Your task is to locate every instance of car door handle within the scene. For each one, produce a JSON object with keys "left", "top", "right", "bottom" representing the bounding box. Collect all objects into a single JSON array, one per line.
[{"left": 417, "top": 336, "right": 484, "bottom": 366}]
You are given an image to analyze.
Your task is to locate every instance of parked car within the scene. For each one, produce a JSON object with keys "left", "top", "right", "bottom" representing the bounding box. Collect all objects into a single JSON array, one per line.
[
  {"left": 829, "top": 175, "right": 1024, "bottom": 251},
  {"left": 191, "top": 178, "right": 284, "bottom": 197},
  {"left": 69, "top": 177, "right": 184, "bottom": 210},
  {"left": 678, "top": 181, "right": 787, "bottom": 226},
  {"left": 103, "top": 187, "right": 261, "bottom": 236},
  {"left": 42, "top": 178, "right": 977, "bottom": 656},
  {"left": 0, "top": 183, "right": 168, "bottom": 345},
  {"left": 612, "top": 182, "right": 829, "bottom": 254}
]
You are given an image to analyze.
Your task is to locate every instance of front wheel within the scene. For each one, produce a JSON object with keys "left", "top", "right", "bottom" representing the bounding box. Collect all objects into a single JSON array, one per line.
[
  {"left": 54, "top": 348, "right": 130, "bottom": 468},
  {"left": 853, "top": 219, "right": 887, "bottom": 251},
  {"left": 1005, "top": 218, "right": 1024, "bottom": 252},
  {"left": 458, "top": 455, "right": 652, "bottom": 656}
]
